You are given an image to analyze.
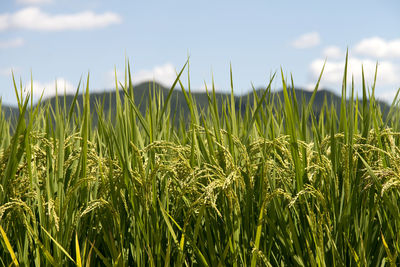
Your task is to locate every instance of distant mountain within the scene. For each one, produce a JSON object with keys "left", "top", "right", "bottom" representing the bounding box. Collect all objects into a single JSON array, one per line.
[{"left": 0, "top": 81, "right": 391, "bottom": 126}]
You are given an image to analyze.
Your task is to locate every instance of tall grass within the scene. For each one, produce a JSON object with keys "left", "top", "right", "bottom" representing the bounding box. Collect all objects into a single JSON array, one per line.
[{"left": 1, "top": 56, "right": 400, "bottom": 266}]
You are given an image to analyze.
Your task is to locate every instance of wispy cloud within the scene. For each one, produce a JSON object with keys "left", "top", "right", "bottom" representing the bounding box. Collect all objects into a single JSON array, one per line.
[
  {"left": 292, "top": 32, "right": 321, "bottom": 49},
  {"left": 16, "top": 0, "right": 52, "bottom": 5},
  {"left": 0, "top": 7, "right": 122, "bottom": 32},
  {"left": 0, "top": 37, "right": 24, "bottom": 49},
  {"left": 354, "top": 37, "right": 400, "bottom": 59}
]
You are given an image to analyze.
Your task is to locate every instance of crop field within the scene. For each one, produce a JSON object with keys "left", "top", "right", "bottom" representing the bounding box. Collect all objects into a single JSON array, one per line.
[{"left": 1, "top": 58, "right": 400, "bottom": 266}]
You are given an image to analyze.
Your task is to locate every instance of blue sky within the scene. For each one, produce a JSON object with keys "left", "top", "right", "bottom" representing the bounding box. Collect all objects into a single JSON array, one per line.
[{"left": 1, "top": 0, "right": 399, "bottom": 105}]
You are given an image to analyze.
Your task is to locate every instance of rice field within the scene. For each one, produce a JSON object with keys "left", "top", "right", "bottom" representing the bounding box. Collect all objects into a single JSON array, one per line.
[{"left": 1, "top": 57, "right": 400, "bottom": 266}]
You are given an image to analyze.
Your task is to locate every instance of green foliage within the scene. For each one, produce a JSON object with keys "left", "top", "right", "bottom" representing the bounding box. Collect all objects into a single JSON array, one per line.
[{"left": 1, "top": 59, "right": 400, "bottom": 266}]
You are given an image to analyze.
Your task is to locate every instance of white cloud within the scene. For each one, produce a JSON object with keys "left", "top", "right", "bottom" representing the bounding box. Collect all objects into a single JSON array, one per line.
[
  {"left": 105, "top": 69, "right": 123, "bottom": 89},
  {"left": 292, "top": 32, "right": 321, "bottom": 49},
  {"left": 0, "top": 37, "right": 24, "bottom": 49},
  {"left": 377, "top": 89, "right": 400, "bottom": 103},
  {"left": 304, "top": 82, "right": 317, "bottom": 91},
  {"left": 0, "top": 7, "right": 122, "bottom": 32},
  {"left": 0, "top": 15, "right": 9, "bottom": 31},
  {"left": 322, "top": 46, "right": 344, "bottom": 59},
  {"left": 197, "top": 80, "right": 221, "bottom": 92},
  {"left": 16, "top": 0, "right": 52, "bottom": 5},
  {"left": 355, "top": 37, "right": 400, "bottom": 59},
  {"left": 26, "top": 78, "right": 75, "bottom": 99},
  {"left": 108, "top": 63, "right": 178, "bottom": 89},
  {"left": 309, "top": 57, "right": 400, "bottom": 90},
  {"left": 134, "top": 64, "right": 177, "bottom": 88}
]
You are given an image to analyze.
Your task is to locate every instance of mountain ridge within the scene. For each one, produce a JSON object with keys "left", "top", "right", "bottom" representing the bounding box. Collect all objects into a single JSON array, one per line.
[{"left": 0, "top": 81, "right": 391, "bottom": 125}]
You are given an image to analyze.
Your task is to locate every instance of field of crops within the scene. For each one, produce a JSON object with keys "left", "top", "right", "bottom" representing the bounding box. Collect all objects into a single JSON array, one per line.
[{"left": 1, "top": 59, "right": 400, "bottom": 266}]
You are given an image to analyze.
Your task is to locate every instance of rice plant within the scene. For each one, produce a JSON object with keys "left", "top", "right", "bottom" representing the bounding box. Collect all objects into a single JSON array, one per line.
[{"left": 1, "top": 55, "right": 400, "bottom": 266}]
